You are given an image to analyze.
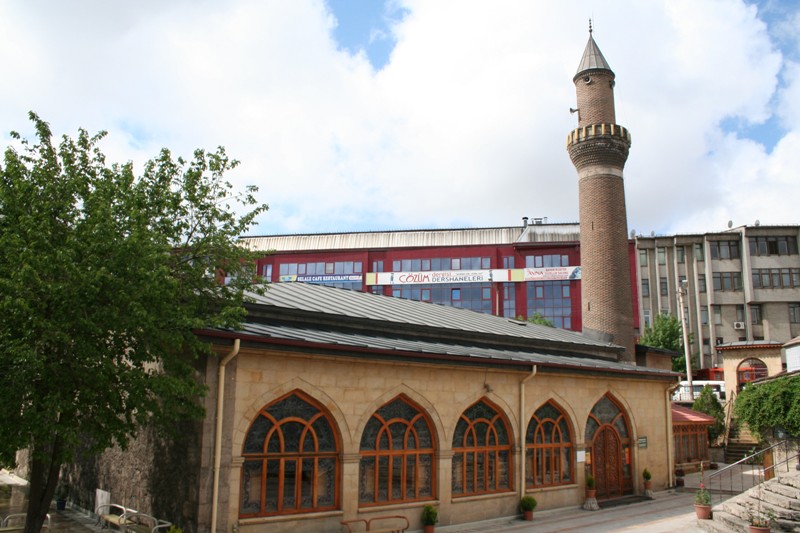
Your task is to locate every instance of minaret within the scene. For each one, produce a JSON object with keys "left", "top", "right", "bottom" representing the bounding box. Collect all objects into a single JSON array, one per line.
[{"left": 567, "top": 23, "right": 635, "bottom": 362}]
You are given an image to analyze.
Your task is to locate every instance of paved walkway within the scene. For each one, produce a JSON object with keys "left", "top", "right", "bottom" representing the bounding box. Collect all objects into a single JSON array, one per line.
[{"left": 2, "top": 466, "right": 759, "bottom": 533}]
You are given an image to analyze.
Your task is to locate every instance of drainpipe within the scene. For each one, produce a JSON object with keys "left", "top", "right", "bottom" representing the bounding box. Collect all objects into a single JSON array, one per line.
[
  {"left": 211, "top": 339, "right": 240, "bottom": 533},
  {"left": 519, "top": 366, "right": 538, "bottom": 499}
]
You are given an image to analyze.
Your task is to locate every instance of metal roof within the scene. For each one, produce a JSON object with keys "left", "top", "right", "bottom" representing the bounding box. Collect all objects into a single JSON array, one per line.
[
  {"left": 575, "top": 33, "right": 612, "bottom": 78},
  {"left": 238, "top": 223, "right": 580, "bottom": 252},
  {"left": 243, "top": 282, "right": 612, "bottom": 350},
  {"left": 223, "top": 320, "right": 676, "bottom": 377}
]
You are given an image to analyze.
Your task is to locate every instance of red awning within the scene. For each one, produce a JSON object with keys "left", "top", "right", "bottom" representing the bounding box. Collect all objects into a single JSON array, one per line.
[{"left": 672, "top": 403, "right": 715, "bottom": 425}]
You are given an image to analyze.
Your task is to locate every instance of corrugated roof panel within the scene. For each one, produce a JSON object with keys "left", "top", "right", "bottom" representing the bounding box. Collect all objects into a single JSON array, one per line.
[
  {"left": 246, "top": 282, "right": 610, "bottom": 349},
  {"left": 228, "top": 321, "right": 675, "bottom": 377}
]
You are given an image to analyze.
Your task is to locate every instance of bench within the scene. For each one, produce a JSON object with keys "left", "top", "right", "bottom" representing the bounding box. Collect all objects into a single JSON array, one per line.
[
  {"left": 95, "top": 504, "right": 171, "bottom": 533},
  {"left": 341, "top": 515, "right": 409, "bottom": 533},
  {"left": 0, "top": 513, "right": 50, "bottom": 532}
]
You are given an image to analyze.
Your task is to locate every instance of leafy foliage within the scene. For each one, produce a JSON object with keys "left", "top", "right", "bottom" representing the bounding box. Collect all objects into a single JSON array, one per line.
[
  {"left": 526, "top": 313, "right": 554, "bottom": 327},
  {"left": 734, "top": 375, "right": 800, "bottom": 440},
  {"left": 0, "top": 113, "right": 268, "bottom": 531},
  {"left": 692, "top": 385, "right": 726, "bottom": 441},
  {"left": 637, "top": 313, "right": 695, "bottom": 373}
]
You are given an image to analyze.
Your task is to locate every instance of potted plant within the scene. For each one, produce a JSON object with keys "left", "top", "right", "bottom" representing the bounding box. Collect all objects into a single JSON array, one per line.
[
  {"left": 642, "top": 468, "right": 652, "bottom": 491},
  {"left": 585, "top": 474, "right": 596, "bottom": 498},
  {"left": 421, "top": 504, "right": 438, "bottom": 533},
  {"left": 694, "top": 484, "right": 712, "bottom": 519},
  {"left": 519, "top": 495, "right": 537, "bottom": 521},
  {"left": 675, "top": 468, "right": 685, "bottom": 487},
  {"left": 748, "top": 510, "right": 773, "bottom": 533}
]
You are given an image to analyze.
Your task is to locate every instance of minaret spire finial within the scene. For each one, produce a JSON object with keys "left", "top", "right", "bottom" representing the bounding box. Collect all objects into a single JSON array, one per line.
[{"left": 589, "top": 18, "right": 592, "bottom": 35}]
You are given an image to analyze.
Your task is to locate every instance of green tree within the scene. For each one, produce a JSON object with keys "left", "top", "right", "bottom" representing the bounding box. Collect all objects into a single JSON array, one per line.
[
  {"left": 734, "top": 375, "right": 800, "bottom": 440},
  {"left": 527, "top": 313, "right": 555, "bottom": 327},
  {"left": 0, "top": 113, "right": 268, "bottom": 533},
  {"left": 638, "top": 313, "right": 696, "bottom": 373},
  {"left": 692, "top": 385, "right": 725, "bottom": 441}
]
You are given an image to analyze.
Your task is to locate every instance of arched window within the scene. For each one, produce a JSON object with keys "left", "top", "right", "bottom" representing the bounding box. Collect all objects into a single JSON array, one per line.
[
  {"left": 452, "top": 398, "right": 513, "bottom": 496},
  {"left": 240, "top": 391, "right": 340, "bottom": 517},
  {"left": 526, "top": 401, "right": 574, "bottom": 487},
  {"left": 359, "top": 395, "right": 436, "bottom": 505},
  {"left": 737, "top": 358, "right": 768, "bottom": 390}
]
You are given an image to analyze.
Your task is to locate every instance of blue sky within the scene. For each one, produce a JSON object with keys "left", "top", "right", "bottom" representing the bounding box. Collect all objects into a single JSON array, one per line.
[{"left": 1, "top": 0, "right": 799, "bottom": 236}]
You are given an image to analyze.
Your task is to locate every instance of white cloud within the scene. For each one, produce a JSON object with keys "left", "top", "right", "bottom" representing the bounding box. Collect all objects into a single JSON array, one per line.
[{"left": 0, "top": 0, "right": 796, "bottom": 236}]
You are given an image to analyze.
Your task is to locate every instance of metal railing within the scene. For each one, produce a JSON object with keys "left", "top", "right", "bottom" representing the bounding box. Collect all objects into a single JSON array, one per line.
[{"left": 704, "top": 439, "right": 800, "bottom": 504}]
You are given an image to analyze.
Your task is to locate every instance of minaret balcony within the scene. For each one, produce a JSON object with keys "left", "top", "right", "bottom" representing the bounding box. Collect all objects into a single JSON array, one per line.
[{"left": 566, "top": 123, "right": 631, "bottom": 148}]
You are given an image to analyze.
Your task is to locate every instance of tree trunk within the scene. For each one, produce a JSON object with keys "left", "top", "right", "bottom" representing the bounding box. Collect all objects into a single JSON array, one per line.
[{"left": 24, "top": 438, "right": 62, "bottom": 533}]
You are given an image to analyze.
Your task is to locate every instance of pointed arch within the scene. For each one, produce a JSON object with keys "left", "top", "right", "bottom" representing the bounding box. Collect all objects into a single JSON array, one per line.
[
  {"left": 451, "top": 397, "right": 514, "bottom": 497},
  {"left": 525, "top": 399, "right": 575, "bottom": 488},
  {"left": 585, "top": 393, "right": 633, "bottom": 500},
  {"left": 239, "top": 389, "right": 341, "bottom": 517},
  {"left": 358, "top": 393, "right": 437, "bottom": 506}
]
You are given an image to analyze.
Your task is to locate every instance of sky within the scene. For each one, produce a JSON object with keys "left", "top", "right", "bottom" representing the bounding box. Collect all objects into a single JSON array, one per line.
[{"left": 1, "top": 0, "right": 798, "bottom": 237}]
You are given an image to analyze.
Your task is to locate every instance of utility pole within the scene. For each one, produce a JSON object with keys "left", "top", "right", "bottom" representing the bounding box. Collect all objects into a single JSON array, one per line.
[{"left": 677, "top": 279, "right": 693, "bottom": 399}]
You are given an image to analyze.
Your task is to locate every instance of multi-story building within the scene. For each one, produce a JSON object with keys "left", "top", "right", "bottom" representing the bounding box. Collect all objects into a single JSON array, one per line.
[
  {"left": 636, "top": 224, "right": 800, "bottom": 370},
  {"left": 242, "top": 220, "right": 640, "bottom": 334}
]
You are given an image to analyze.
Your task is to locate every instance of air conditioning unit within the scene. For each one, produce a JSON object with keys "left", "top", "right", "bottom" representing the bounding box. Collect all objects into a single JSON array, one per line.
[{"left": 733, "top": 321, "right": 745, "bottom": 330}]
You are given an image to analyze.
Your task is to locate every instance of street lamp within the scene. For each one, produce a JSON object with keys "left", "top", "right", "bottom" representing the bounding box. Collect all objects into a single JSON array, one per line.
[{"left": 677, "top": 279, "right": 693, "bottom": 397}]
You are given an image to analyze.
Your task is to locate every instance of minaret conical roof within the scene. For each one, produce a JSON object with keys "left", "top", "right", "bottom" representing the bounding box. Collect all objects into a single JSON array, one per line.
[{"left": 574, "top": 30, "right": 613, "bottom": 79}]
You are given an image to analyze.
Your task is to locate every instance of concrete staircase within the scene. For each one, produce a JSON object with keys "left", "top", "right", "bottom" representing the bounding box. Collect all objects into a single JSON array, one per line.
[
  {"left": 726, "top": 422, "right": 761, "bottom": 464},
  {"left": 698, "top": 469, "right": 800, "bottom": 532}
]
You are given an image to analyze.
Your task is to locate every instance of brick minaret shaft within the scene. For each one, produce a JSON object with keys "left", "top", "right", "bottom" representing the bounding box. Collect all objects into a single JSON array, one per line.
[{"left": 567, "top": 28, "right": 635, "bottom": 362}]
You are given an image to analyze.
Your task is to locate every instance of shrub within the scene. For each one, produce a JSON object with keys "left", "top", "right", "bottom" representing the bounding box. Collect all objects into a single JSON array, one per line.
[
  {"left": 519, "top": 495, "right": 538, "bottom": 511},
  {"left": 421, "top": 505, "right": 438, "bottom": 526},
  {"left": 642, "top": 468, "right": 652, "bottom": 481},
  {"left": 694, "top": 485, "right": 711, "bottom": 506},
  {"left": 586, "top": 474, "right": 595, "bottom": 489}
]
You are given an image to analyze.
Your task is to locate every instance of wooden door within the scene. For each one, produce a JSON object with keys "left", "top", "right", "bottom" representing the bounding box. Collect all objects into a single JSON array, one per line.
[{"left": 593, "top": 426, "right": 623, "bottom": 500}]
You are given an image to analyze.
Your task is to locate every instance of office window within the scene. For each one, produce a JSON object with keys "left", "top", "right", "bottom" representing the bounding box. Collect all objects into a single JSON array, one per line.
[
  {"left": 694, "top": 243, "right": 705, "bottom": 261},
  {"left": 639, "top": 249, "right": 648, "bottom": 266},
  {"left": 261, "top": 263, "right": 273, "bottom": 280},
  {"left": 526, "top": 255, "right": 570, "bottom": 268},
  {"left": 750, "top": 304, "right": 762, "bottom": 325},
  {"left": 790, "top": 303, "right": 800, "bottom": 324},
  {"left": 657, "top": 247, "right": 666, "bottom": 265},
  {"left": 373, "top": 261, "right": 384, "bottom": 273},
  {"left": 700, "top": 306, "right": 709, "bottom": 325},
  {"left": 503, "top": 256, "right": 515, "bottom": 269},
  {"left": 736, "top": 305, "right": 745, "bottom": 322},
  {"left": 698, "top": 274, "right": 706, "bottom": 293},
  {"left": 749, "top": 236, "right": 799, "bottom": 256},
  {"left": 641, "top": 278, "right": 650, "bottom": 298},
  {"left": 752, "top": 268, "right": 800, "bottom": 289},
  {"left": 660, "top": 277, "right": 668, "bottom": 296},
  {"left": 716, "top": 337, "right": 724, "bottom": 345},
  {"left": 712, "top": 272, "right": 742, "bottom": 291},
  {"left": 643, "top": 309, "right": 651, "bottom": 328},
  {"left": 709, "top": 240, "right": 740, "bottom": 260},
  {"left": 677, "top": 246, "right": 685, "bottom": 264},
  {"left": 713, "top": 305, "right": 722, "bottom": 325}
]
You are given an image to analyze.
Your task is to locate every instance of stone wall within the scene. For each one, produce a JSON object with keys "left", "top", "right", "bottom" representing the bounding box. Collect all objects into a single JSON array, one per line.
[{"left": 222, "top": 345, "right": 674, "bottom": 533}]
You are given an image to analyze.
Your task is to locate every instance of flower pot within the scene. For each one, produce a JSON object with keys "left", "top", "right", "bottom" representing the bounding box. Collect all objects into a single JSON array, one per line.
[
  {"left": 694, "top": 504, "right": 712, "bottom": 520},
  {"left": 643, "top": 480, "right": 652, "bottom": 491},
  {"left": 748, "top": 527, "right": 769, "bottom": 533},
  {"left": 522, "top": 510, "right": 534, "bottom": 521},
  {"left": 675, "top": 478, "right": 684, "bottom": 487},
  {"left": 585, "top": 489, "right": 596, "bottom": 499},
  {"left": 423, "top": 526, "right": 435, "bottom": 533}
]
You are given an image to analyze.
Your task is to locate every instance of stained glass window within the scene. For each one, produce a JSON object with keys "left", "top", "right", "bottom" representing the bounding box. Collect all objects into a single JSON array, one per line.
[
  {"left": 240, "top": 391, "right": 339, "bottom": 517},
  {"left": 525, "top": 401, "right": 574, "bottom": 487},
  {"left": 452, "top": 399, "right": 513, "bottom": 496},
  {"left": 359, "top": 395, "right": 436, "bottom": 505}
]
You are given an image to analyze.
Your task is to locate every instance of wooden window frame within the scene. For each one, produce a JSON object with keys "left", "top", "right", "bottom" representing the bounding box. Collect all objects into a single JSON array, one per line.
[
  {"left": 452, "top": 398, "right": 514, "bottom": 497},
  {"left": 358, "top": 395, "right": 437, "bottom": 506},
  {"left": 526, "top": 400, "right": 575, "bottom": 489},
  {"left": 239, "top": 390, "right": 341, "bottom": 518}
]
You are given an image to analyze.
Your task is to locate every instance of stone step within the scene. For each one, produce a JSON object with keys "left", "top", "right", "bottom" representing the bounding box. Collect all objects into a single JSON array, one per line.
[
  {"left": 779, "top": 472, "right": 800, "bottom": 490},
  {"left": 697, "top": 513, "right": 740, "bottom": 533},
  {"left": 705, "top": 509, "right": 748, "bottom": 533},
  {"left": 766, "top": 477, "right": 800, "bottom": 502},
  {"left": 760, "top": 484, "right": 800, "bottom": 512}
]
